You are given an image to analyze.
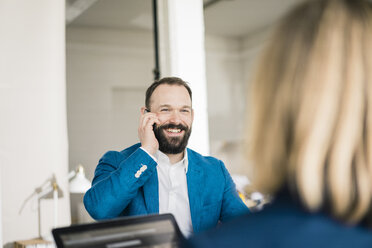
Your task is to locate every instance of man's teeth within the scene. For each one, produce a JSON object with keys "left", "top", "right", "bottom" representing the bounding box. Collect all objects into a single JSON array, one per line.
[{"left": 167, "top": 128, "right": 181, "bottom": 133}]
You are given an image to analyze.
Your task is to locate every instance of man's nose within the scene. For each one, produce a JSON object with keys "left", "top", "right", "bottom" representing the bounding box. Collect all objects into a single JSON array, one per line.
[{"left": 168, "top": 110, "right": 181, "bottom": 124}]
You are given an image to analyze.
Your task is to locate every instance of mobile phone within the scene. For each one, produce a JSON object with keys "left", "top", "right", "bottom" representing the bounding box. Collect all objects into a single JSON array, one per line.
[{"left": 144, "top": 109, "right": 156, "bottom": 130}]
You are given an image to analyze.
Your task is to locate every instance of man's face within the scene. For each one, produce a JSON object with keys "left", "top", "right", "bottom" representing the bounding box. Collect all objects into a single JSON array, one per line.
[{"left": 149, "top": 84, "right": 193, "bottom": 154}]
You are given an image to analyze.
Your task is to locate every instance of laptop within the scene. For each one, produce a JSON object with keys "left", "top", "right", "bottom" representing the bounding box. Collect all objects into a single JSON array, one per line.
[{"left": 52, "top": 213, "right": 185, "bottom": 248}]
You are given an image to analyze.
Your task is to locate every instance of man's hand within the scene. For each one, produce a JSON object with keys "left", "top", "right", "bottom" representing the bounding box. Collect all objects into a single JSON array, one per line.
[{"left": 138, "top": 108, "right": 160, "bottom": 156}]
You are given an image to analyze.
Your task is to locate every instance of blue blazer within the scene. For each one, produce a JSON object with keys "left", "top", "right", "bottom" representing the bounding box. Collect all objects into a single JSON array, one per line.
[
  {"left": 185, "top": 189, "right": 372, "bottom": 247},
  {"left": 84, "top": 143, "right": 249, "bottom": 233}
]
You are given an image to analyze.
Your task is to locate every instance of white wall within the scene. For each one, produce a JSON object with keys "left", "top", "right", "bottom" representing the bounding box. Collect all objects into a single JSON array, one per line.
[
  {"left": 66, "top": 27, "right": 154, "bottom": 182},
  {"left": 66, "top": 27, "right": 156, "bottom": 223},
  {"left": 0, "top": 0, "right": 70, "bottom": 244},
  {"left": 0, "top": 161, "right": 2, "bottom": 245},
  {"left": 205, "top": 35, "right": 245, "bottom": 142},
  {"left": 205, "top": 30, "right": 268, "bottom": 174}
]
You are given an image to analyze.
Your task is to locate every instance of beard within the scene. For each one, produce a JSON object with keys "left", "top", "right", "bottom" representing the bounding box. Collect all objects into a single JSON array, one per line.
[{"left": 153, "top": 123, "right": 192, "bottom": 154}]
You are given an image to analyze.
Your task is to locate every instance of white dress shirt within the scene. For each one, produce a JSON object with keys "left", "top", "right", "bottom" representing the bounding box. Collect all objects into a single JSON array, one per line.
[
  {"left": 139, "top": 148, "right": 193, "bottom": 237},
  {"left": 155, "top": 149, "right": 193, "bottom": 237}
]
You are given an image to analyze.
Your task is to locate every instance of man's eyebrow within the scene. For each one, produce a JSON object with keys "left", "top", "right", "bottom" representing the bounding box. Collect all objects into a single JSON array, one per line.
[{"left": 159, "top": 104, "right": 192, "bottom": 109}]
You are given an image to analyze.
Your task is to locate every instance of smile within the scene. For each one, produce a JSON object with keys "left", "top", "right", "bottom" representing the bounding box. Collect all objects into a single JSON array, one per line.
[
  {"left": 167, "top": 128, "right": 181, "bottom": 133},
  {"left": 164, "top": 128, "right": 184, "bottom": 136}
]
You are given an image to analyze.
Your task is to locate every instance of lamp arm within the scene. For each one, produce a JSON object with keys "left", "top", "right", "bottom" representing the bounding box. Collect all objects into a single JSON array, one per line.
[
  {"left": 37, "top": 185, "right": 54, "bottom": 200},
  {"left": 67, "top": 170, "right": 76, "bottom": 181}
]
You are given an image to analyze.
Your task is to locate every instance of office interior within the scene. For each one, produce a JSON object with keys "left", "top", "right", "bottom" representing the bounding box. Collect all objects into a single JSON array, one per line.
[{"left": 0, "top": 0, "right": 302, "bottom": 246}]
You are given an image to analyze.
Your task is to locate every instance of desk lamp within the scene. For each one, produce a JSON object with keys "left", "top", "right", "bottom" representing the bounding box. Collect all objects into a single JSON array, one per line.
[
  {"left": 18, "top": 164, "right": 91, "bottom": 239},
  {"left": 68, "top": 164, "right": 91, "bottom": 194}
]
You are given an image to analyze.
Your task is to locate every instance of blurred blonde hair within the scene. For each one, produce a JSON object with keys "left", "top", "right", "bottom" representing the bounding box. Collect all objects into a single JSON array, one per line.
[{"left": 247, "top": 0, "right": 372, "bottom": 224}]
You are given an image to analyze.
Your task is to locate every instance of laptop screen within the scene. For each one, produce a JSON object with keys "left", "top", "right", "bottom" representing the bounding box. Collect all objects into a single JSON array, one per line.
[{"left": 52, "top": 214, "right": 185, "bottom": 248}]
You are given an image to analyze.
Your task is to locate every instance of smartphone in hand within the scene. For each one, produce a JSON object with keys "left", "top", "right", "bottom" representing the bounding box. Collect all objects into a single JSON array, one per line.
[{"left": 144, "top": 109, "right": 157, "bottom": 130}]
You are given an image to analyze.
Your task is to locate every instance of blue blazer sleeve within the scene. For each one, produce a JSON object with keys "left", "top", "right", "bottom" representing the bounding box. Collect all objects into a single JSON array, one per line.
[
  {"left": 187, "top": 149, "right": 249, "bottom": 232},
  {"left": 219, "top": 161, "right": 250, "bottom": 222},
  {"left": 83, "top": 145, "right": 157, "bottom": 219}
]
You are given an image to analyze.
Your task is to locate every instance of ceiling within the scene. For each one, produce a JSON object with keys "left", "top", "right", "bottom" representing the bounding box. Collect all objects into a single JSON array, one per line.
[
  {"left": 203, "top": 0, "right": 304, "bottom": 37},
  {"left": 67, "top": 0, "right": 304, "bottom": 38}
]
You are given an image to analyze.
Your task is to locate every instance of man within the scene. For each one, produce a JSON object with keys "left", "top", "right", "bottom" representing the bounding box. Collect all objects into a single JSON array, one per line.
[{"left": 84, "top": 77, "right": 249, "bottom": 237}]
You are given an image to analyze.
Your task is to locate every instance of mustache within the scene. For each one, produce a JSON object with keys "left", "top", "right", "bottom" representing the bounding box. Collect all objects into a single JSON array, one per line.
[{"left": 154, "top": 123, "right": 188, "bottom": 131}]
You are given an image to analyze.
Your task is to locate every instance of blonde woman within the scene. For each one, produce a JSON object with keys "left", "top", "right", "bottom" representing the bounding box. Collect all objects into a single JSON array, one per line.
[{"left": 186, "top": 0, "right": 372, "bottom": 247}]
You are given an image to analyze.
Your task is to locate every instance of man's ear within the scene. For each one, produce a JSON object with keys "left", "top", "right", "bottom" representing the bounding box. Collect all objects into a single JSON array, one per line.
[{"left": 140, "top": 107, "right": 148, "bottom": 115}]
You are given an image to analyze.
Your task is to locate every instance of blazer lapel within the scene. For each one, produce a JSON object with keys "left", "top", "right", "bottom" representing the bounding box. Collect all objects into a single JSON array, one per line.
[
  {"left": 186, "top": 150, "right": 204, "bottom": 233},
  {"left": 143, "top": 169, "right": 159, "bottom": 214}
]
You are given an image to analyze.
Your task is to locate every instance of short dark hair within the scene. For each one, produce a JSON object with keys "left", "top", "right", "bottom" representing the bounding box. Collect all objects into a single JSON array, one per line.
[{"left": 145, "top": 77, "right": 192, "bottom": 109}]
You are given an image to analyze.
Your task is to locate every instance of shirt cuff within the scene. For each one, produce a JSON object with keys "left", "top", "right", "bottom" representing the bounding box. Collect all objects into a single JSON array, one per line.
[{"left": 140, "top": 147, "right": 158, "bottom": 162}]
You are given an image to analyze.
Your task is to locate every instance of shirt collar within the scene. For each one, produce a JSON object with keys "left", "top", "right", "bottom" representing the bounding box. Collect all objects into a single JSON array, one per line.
[{"left": 156, "top": 149, "right": 189, "bottom": 173}]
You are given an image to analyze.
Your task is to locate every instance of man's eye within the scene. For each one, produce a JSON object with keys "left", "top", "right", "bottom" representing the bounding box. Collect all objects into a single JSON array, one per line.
[
  {"left": 181, "top": 109, "right": 190, "bottom": 113},
  {"left": 160, "top": 108, "right": 169, "bottom": 112}
]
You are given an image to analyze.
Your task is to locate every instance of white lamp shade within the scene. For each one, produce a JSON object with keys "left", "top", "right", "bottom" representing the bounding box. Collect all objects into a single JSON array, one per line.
[{"left": 69, "top": 170, "right": 91, "bottom": 194}]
